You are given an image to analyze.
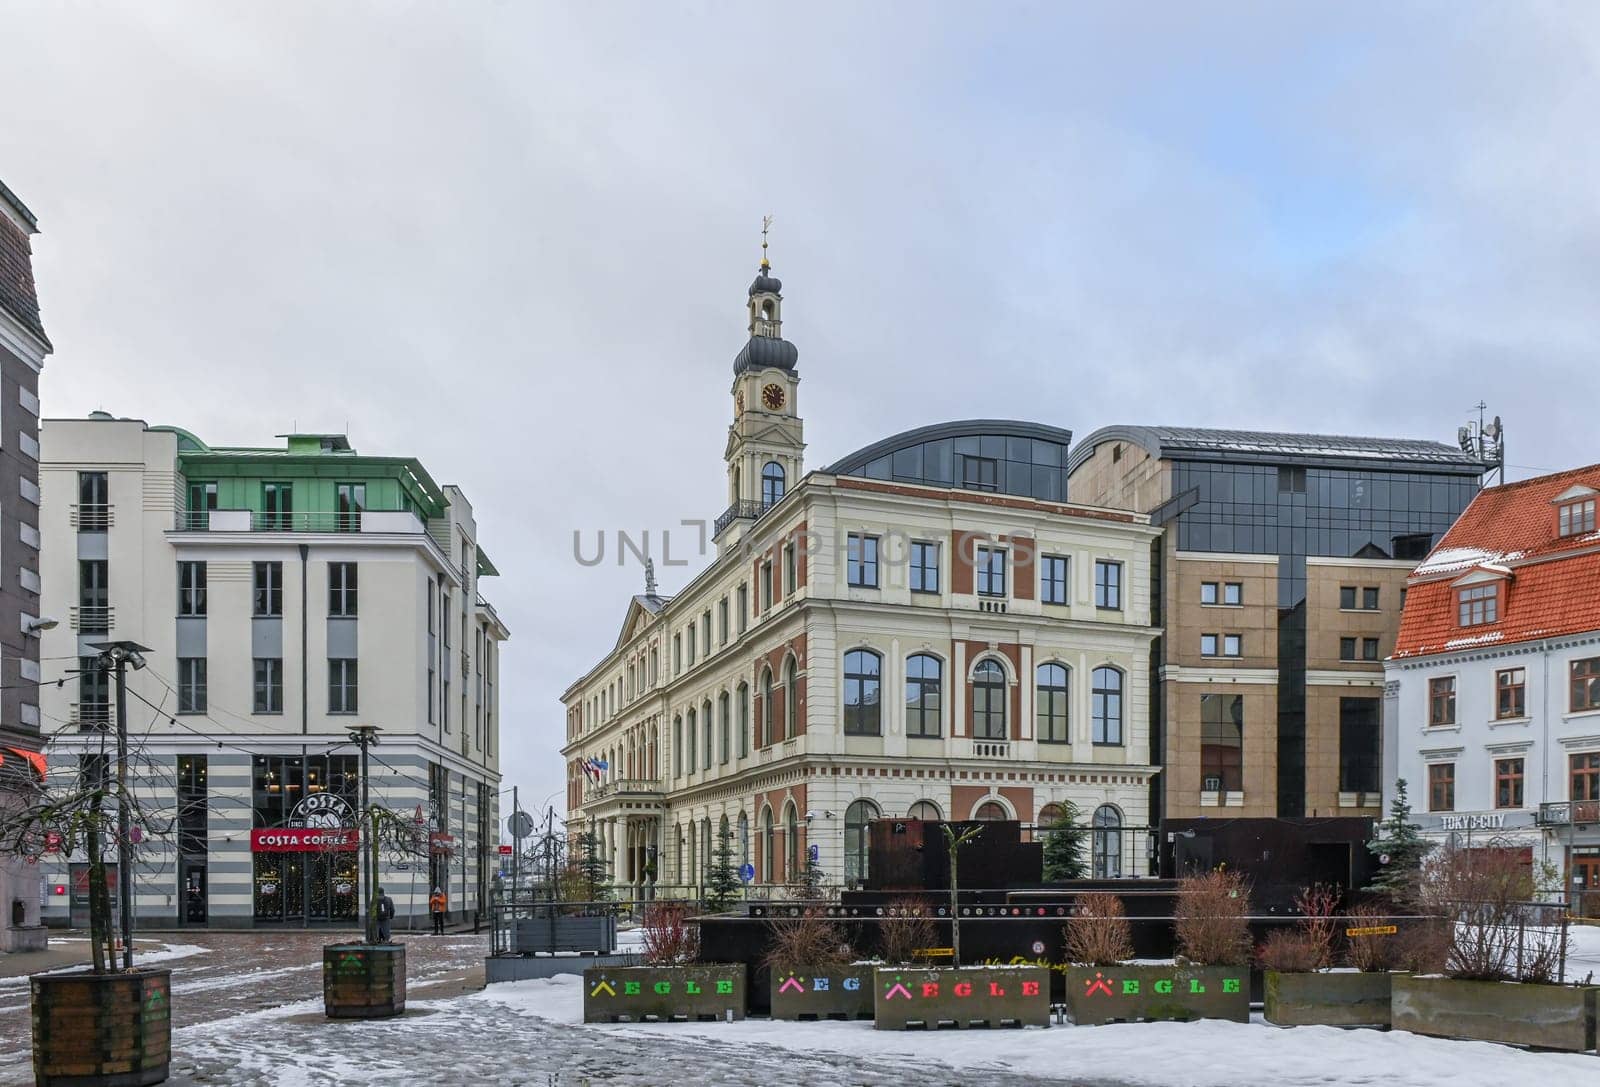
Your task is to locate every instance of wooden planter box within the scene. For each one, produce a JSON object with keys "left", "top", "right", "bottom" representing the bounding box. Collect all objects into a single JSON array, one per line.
[
  {"left": 1392, "top": 974, "right": 1599, "bottom": 1052},
  {"left": 1064, "top": 964, "right": 1249, "bottom": 1024},
  {"left": 1264, "top": 971, "right": 1398, "bottom": 1028},
  {"left": 770, "top": 965, "right": 875, "bottom": 1020},
  {"left": 323, "top": 943, "right": 406, "bottom": 1019},
  {"left": 31, "top": 968, "right": 172, "bottom": 1087},
  {"left": 514, "top": 914, "right": 617, "bottom": 954},
  {"left": 872, "top": 966, "right": 1049, "bottom": 1030},
  {"left": 583, "top": 965, "right": 745, "bottom": 1023}
]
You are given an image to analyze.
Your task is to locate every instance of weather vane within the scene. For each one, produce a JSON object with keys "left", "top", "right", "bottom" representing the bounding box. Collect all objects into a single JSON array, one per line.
[{"left": 761, "top": 214, "right": 773, "bottom": 268}]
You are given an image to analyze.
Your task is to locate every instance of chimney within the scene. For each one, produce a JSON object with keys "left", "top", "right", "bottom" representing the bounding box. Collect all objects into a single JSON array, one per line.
[{"left": 0, "top": 179, "right": 51, "bottom": 354}]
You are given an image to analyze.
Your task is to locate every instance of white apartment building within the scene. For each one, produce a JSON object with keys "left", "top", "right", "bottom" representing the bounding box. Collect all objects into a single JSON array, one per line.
[
  {"left": 1385, "top": 464, "right": 1600, "bottom": 914},
  {"left": 562, "top": 258, "right": 1161, "bottom": 893},
  {"left": 36, "top": 416, "right": 508, "bottom": 928}
]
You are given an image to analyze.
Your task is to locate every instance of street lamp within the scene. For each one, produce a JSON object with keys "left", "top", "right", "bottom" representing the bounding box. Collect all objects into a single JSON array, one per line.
[{"left": 86, "top": 640, "right": 150, "bottom": 972}]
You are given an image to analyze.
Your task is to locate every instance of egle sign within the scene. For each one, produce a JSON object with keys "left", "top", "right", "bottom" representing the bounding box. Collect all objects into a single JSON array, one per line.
[
  {"left": 583, "top": 965, "right": 745, "bottom": 1023},
  {"left": 873, "top": 966, "right": 1050, "bottom": 1030},
  {"left": 1064, "top": 965, "right": 1249, "bottom": 1024},
  {"left": 770, "top": 966, "right": 874, "bottom": 1020}
]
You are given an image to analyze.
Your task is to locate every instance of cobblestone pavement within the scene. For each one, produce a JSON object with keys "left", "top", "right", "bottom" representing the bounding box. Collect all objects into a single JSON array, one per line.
[{"left": 1, "top": 932, "right": 1120, "bottom": 1087}]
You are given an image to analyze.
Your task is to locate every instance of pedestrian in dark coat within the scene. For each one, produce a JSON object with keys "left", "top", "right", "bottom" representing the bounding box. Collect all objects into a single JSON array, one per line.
[{"left": 375, "top": 887, "right": 396, "bottom": 943}]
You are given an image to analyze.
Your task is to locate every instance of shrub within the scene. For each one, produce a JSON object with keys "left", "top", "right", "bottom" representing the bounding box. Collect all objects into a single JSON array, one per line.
[
  {"left": 1395, "top": 917, "right": 1451, "bottom": 976},
  {"left": 1064, "top": 893, "right": 1134, "bottom": 966},
  {"left": 877, "top": 896, "right": 937, "bottom": 965},
  {"left": 1174, "top": 870, "right": 1252, "bottom": 967},
  {"left": 1416, "top": 842, "right": 1542, "bottom": 981},
  {"left": 1343, "top": 903, "right": 1397, "bottom": 972},
  {"left": 1258, "top": 929, "right": 1324, "bottom": 973},
  {"left": 1293, "top": 884, "right": 1339, "bottom": 970},
  {"left": 762, "top": 907, "right": 852, "bottom": 972},
  {"left": 640, "top": 901, "right": 699, "bottom": 966}
]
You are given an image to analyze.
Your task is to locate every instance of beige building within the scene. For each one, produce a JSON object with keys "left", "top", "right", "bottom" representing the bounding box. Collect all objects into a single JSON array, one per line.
[
  {"left": 562, "top": 259, "right": 1162, "bottom": 892},
  {"left": 1068, "top": 427, "right": 1486, "bottom": 824}
]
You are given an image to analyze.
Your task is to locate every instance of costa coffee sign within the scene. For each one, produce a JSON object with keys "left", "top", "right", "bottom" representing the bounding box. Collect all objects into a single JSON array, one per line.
[{"left": 251, "top": 828, "right": 358, "bottom": 852}]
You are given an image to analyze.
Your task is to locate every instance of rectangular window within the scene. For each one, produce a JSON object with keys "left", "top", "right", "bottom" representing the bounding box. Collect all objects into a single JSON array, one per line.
[
  {"left": 1278, "top": 466, "right": 1306, "bottom": 494},
  {"left": 737, "top": 687, "right": 749, "bottom": 758},
  {"left": 1572, "top": 657, "right": 1600, "bottom": 713},
  {"left": 253, "top": 562, "right": 283, "bottom": 617},
  {"left": 1201, "top": 633, "right": 1219, "bottom": 657},
  {"left": 178, "top": 658, "right": 207, "bottom": 713},
  {"left": 1361, "top": 637, "right": 1381, "bottom": 661},
  {"left": 1559, "top": 498, "right": 1597, "bottom": 537},
  {"left": 177, "top": 561, "right": 207, "bottom": 616},
  {"left": 1494, "top": 757, "right": 1524, "bottom": 809},
  {"left": 1040, "top": 555, "right": 1069, "bottom": 604},
  {"left": 674, "top": 634, "right": 682, "bottom": 673},
  {"left": 719, "top": 598, "right": 729, "bottom": 645},
  {"left": 78, "top": 655, "right": 109, "bottom": 728},
  {"left": 328, "top": 563, "right": 358, "bottom": 617},
  {"left": 1200, "top": 693, "right": 1243, "bottom": 793},
  {"left": 1340, "top": 586, "right": 1357, "bottom": 610},
  {"left": 261, "top": 481, "right": 293, "bottom": 531},
  {"left": 1339, "top": 637, "right": 1357, "bottom": 661},
  {"left": 1338, "top": 697, "right": 1381, "bottom": 793},
  {"left": 783, "top": 543, "right": 797, "bottom": 595},
  {"left": 77, "top": 471, "right": 110, "bottom": 530},
  {"left": 253, "top": 658, "right": 283, "bottom": 714},
  {"left": 737, "top": 584, "right": 749, "bottom": 632},
  {"left": 910, "top": 541, "right": 940, "bottom": 593},
  {"left": 686, "top": 625, "right": 696, "bottom": 666},
  {"left": 1363, "top": 586, "right": 1381, "bottom": 610},
  {"left": 1573, "top": 753, "right": 1600, "bottom": 802},
  {"left": 846, "top": 533, "right": 879, "bottom": 588},
  {"left": 760, "top": 563, "right": 773, "bottom": 611},
  {"left": 1200, "top": 581, "right": 1218, "bottom": 605},
  {"left": 185, "top": 480, "right": 217, "bottom": 529},
  {"left": 1428, "top": 763, "right": 1455, "bottom": 812},
  {"left": 335, "top": 482, "right": 366, "bottom": 532},
  {"left": 1094, "top": 560, "right": 1122, "bottom": 609},
  {"left": 1457, "top": 583, "right": 1499, "bottom": 626},
  {"left": 1428, "top": 676, "right": 1456, "bottom": 726},
  {"left": 328, "top": 659, "right": 358, "bottom": 714},
  {"left": 1223, "top": 582, "right": 1242, "bottom": 606},
  {"left": 1496, "top": 667, "right": 1526, "bottom": 719},
  {"left": 976, "top": 545, "right": 1007, "bottom": 597},
  {"left": 1222, "top": 634, "right": 1242, "bottom": 658},
  {"left": 78, "top": 560, "right": 109, "bottom": 633},
  {"left": 960, "top": 455, "right": 998, "bottom": 492}
]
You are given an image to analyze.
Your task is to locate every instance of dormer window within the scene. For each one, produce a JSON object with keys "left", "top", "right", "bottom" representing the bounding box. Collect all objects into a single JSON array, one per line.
[
  {"left": 1457, "top": 582, "right": 1499, "bottom": 627},
  {"left": 1559, "top": 497, "right": 1596, "bottom": 537}
]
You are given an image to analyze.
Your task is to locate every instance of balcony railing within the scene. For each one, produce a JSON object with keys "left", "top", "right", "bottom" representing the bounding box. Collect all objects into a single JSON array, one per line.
[
  {"left": 173, "top": 510, "right": 424, "bottom": 534},
  {"left": 72, "top": 701, "right": 111, "bottom": 729},
  {"left": 713, "top": 499, "right": 777, "bottom": 538},
  {"left": 71, "top": 503, "right": 113, "bottom": 531},
  {"left": 971, "top": 739, "right": 1010, "bottom": 758},
  {"left": 70, "top": 605, "right": 113, "bottom": 633},
  {"left": 1537, "top": 800, "right": 1600, "bottom": 826},
  {"left": 585, "top": 778, "right": 664, "bottom": 801}
]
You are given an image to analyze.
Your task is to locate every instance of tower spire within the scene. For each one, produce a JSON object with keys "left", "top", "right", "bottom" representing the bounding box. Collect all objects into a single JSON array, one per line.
[{"left": 760, "top": 214, "right": 773, "bottom": 270}]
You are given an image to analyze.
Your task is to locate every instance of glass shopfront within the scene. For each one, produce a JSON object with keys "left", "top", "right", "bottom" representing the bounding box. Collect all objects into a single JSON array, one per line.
[{"left": 252, "top": 754, "right": 361, "bottom": 924}]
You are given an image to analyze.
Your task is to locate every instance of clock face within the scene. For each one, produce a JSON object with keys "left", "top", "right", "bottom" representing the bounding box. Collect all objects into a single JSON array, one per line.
[{"left": 762, "top": 383, "right": 786, "bottom": 411}]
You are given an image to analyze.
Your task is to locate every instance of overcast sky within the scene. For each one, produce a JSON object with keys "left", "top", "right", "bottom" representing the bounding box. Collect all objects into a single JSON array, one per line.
[{"left": 4, "top": 3, "right": 1597, "bottom": 823}]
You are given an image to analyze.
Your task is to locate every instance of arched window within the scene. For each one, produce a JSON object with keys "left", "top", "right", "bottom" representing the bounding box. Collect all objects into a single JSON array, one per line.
[
  {"left": 1092, "top": 804, "right": 1123, "bottom": 878},
  {"left": 760, "top": 668, "right": 773, "bottom": 748},
  {"left": 1036, "top": 663, "right": 1070, "bottom": 743},
  {"left": 784, "top": 657, "right": 798, "bottom": 740},
  {"left": 1034, "top": 802, "right": 1066, "bottom": 844},
  {"left": 718, "top": 814, "right": 730, "bottom": 869},
  {"left": 672, "top": 716, "right": 683, "bottom": 778},
  {"left": 1092, "top": 667, "right": 1124, "bottom": 745},
  {"left": 844, "top": 799, "right": 879, "bottom": 887},
  {"left": 972, "top": 659, "right": 1007, "bottom": 740},
  {"left": 784, "top": 802, "right": 800, "bottom": 884},
  {"left": 737, "top": 810, "right": 750, "bottom": 867},
  {"left": 974, "top": 800, "right": 1008, "bottom": 821},
  {"left": 649, "top": 723, "right": 658, "bottom": 779},
  {"left": 685, "top": 708, "right": 697, "bottom": 771},
  {"left": 718, "top": 692, "right": 731, "bottom": 765},
  {"left": 843, "top": 649, "right": 882, "bottom": 736},
  {"left": 905, "top": 654, "right": 942, "bottom": 738},
  {"left": 761, "top": 461, "right": 786, "bottom": 507},
  {"left": 907, "top": 799, "right": 942, "bottom": 822},
  {"left": 701, "top": 818, "right": 712, "bottom": 886},
  {"left": 702, "top": 699, "right": 713, "bottom": 770},
  {"left": 737, "top": 683, "right": 750, "bottom": 758},
  {"left": 761, "top": 806, "right": 775, "bottom": 883}
]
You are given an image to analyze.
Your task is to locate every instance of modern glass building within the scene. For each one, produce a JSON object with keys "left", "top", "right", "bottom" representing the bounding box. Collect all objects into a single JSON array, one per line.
[{"left": 824, "top": 419, "right": 1075, "bottom": 503}]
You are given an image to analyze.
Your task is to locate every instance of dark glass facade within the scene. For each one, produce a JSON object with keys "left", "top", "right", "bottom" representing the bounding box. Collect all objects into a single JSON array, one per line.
[
  {"left": 1168, "top": 462, "right": 1479, "bottom": 816},
  {"left": 827, "top": 422, "right": 1073, "bottom": 503}
]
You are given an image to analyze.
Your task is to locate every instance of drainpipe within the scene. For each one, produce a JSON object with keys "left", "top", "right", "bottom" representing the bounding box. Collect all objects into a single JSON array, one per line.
[{"left": 300, "top": 544, "right": 309, "bottom": 735}]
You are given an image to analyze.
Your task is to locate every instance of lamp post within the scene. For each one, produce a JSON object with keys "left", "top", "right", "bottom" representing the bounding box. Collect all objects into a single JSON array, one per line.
[
  {"left": 87, "top": 640, "right": 151, "bottom": 972},
  {"left": 346, "top": 725, "right": 382, "bottom": 943}
]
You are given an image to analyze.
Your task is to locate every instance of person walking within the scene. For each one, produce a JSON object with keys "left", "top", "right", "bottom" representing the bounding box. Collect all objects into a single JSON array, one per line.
[
  {"left": 429, "top": 886, "right": 448, "bottom": 935},
  {"left": 375, "top": 887, "right": 396, "bottom": 943}
]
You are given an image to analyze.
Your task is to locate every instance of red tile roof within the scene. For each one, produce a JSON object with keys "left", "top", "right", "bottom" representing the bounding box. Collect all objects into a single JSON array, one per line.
[{"left": 1393, "top": 464, "right": 1600, "bottom": 659}]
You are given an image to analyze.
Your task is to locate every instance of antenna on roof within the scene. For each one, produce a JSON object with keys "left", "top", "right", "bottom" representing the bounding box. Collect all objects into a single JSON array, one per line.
[{"left": 1458, "top": 402, "right": 1505, "bottom": 485}]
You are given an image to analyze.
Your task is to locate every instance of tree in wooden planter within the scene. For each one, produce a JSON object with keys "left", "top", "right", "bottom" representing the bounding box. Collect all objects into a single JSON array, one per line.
[
  {"left": 584, "top": 901, "right": 746, "bottom": 1022},
  {"left": 0, "top": 655, "right": 176, "bottom": 1087},
  {"left": 1392, "top": 839, "right": 1600, "bottom": 1052},
  {"left": 1261, "top": 886, "right": 1399, "bottom": 1028},
  {"left": 876, "top": 896, "right": 938, "bottom": 967},
  {"left": 765, "top": 908, "right": 869, "bottom": 1020}
]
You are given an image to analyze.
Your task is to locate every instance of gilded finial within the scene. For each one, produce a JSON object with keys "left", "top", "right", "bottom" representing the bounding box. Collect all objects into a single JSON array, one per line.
[{"left": 760, "top": 214, "right": 773, "bottom": 269}]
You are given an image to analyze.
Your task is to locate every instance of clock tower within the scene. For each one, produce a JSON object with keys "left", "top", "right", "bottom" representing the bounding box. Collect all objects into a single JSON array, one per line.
[{"left": 719, "top": 226, "right": 804, "bottom": 554}]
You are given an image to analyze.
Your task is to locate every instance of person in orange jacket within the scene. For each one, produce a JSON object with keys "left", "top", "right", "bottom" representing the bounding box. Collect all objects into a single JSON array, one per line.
[{"left": 429, "top": 887, "right": 447, "bottom": 935}]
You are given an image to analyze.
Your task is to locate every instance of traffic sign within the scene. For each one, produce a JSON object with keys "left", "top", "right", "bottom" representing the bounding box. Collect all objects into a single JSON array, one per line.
[
  {"left": 498, "top": 844, "right": 513, "bottom": 856},
  {"left": 509, "top": 811, "right": 536, "bottom": 839},
  {"left": 807, "top": 843, "right": 819, "bottom": 863},
  {"left": 739, "top": 862, "right": 755, "bottom": 883}
]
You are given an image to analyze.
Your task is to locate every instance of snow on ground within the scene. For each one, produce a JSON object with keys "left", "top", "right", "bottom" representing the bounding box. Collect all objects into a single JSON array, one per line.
[{"left": 482, "top": 973, "right": 1600, "bottom": 1087}]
